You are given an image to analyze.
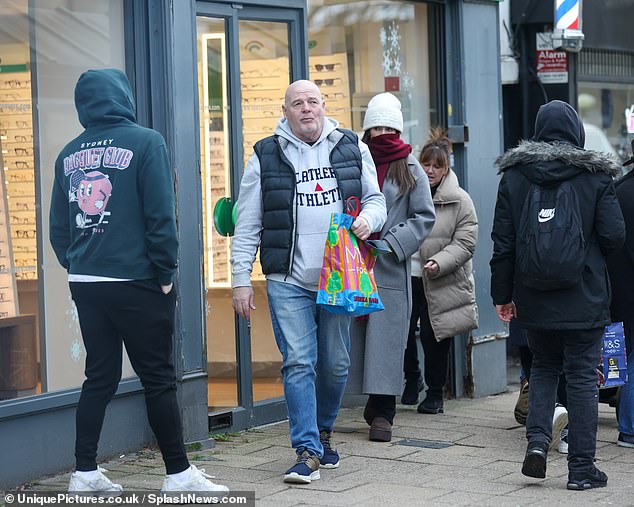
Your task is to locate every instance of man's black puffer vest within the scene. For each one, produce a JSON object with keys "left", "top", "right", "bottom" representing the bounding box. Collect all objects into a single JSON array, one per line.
[{"left": 254, "top": 129, "right": 362, "bottom": 276}]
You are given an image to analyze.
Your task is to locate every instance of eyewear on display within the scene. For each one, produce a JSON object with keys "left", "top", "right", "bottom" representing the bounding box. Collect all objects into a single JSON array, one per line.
[
  {"left": 2, "top": 79, "right": 31, "bottom": 89},
  {"left": 14, "top": 229, "right": 36, "bottom": 239},
  {"left": 240, "top": 70, "right": 280, "bottom": 78},
  {"left": 209, "top": 137, "right": 225, "bottom": 145},
  {"left": 242, "top": 97, "right": 276, "bottom": 103},
  {"left": 313, "top": 63, "right": 340, "bottom": 72},
  {"left": 14, "top": 245, "right": 35, "bottom": 253},
  {"left": 15, "top": 258, "right": 36, "bottom": 267},
  {"left": 0, "top": 312, "right": 9, "bottom": 318},
  {"left": 13, "top": 135, "right": 32, "bottom": 142},
  {"left": 17, "top": 271, "right": 36, "bottom": 280},
  {"left": 14, "top": 202, "right": 32, "bottom": 211},
  {"left": 11, "top": 161, "right": 30, "bottom": 169},
  {"left": 0, "top": 291, "right": 8, "bottom": 301},
  {"left": 314, "top": 78, "right": 341, "bottom": 87},
  {"left": 11, "top": 215, "right": 34, "bottom": 224},
  {"left": 0, "top": 120, "right": 29, "bottom": 129},
  {"left": 13, "top": 147, "right": 33, "bottom": 156},
  {"left": 322, "top": 92, "right": 344, "bottom": 100},
  {"left": 0, "top": 92, "right": 26, "bottom": 100},
  {"left": 7, "top": 173, "right": 34, "bottom": 183}
]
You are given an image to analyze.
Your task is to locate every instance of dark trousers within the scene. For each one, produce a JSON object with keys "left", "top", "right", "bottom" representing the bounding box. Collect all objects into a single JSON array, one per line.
[
  {"left": 519, "top": 345, "right": 568, "bottom": 407},
  {"left": 367, "top": 394, "right": 396, "bottom": 425},
  {"left": 526, "top": 328, "right": 602, "bottom": 473},
  {"left": 70, "top": 281, "right": 189, "bottom": 475},
  {"left": 403, "top": 277, "right": 451, "bottom": 401}
]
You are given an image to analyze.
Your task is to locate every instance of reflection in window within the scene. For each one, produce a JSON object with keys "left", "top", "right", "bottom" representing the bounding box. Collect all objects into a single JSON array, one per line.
[
  {"left": 0, "top": 0, "right": 125, "bottom": 402},
  {"left": 307, "top": 0, "right": 434, "bottom": 153}
]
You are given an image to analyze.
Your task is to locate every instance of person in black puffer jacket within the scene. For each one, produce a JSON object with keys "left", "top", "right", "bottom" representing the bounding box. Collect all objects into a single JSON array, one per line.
[{"left": 490, "top": 100, "right": 625, "bottom": 491}]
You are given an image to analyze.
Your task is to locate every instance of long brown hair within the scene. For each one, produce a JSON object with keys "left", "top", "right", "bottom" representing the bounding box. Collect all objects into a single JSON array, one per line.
[
  {"left": 419, "top": 127, "right": 452, "bottom": 171},
  {"left": 362, "top": 131, "right": 416, "bottom": 196}
]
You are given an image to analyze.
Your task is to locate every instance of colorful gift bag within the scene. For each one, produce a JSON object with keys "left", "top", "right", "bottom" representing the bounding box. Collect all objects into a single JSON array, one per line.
[
  {"left": 316, "top": 212, "right": 384, "bottom": 316},
  {"left": 597, "top": 322, "right": 628, "bottom": 388}
]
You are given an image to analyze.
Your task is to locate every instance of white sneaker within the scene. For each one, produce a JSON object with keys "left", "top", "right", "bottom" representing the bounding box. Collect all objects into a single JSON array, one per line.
[
  {"left": 161, "top": 465, "right": 229, "bottom": 494},
  {"left": 550, "top": 404, "right": 569, "bottom": 451},
  {"left": 558, "top": 427, "right": 569, "bottom": 454},
  {"left": 68, "top": 466, "right": 123, "bottom": 496}
]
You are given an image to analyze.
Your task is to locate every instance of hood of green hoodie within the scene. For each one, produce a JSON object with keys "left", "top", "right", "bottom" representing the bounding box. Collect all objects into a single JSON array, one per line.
[{"left": 74, "top": 68, "right": 136, "bottom": 128}]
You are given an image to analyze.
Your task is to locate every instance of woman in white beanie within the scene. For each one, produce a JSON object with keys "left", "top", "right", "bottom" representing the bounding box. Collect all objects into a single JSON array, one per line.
[{"left": 346, "top": 92, "right": 436, "bottom": 442}]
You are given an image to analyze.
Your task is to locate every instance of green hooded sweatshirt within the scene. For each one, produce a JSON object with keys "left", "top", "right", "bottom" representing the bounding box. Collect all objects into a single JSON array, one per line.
[{"left": 49, "top": 68, "right": 178, "bottom": 284}]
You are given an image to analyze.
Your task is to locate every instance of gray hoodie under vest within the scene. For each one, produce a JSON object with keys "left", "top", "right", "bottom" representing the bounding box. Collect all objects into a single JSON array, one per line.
[{"left": 231, "top": 117, "right": 386, "bottom": 290}]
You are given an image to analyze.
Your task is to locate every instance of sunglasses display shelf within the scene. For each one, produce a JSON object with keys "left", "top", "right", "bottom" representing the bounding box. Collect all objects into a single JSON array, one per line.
[
  {"left": 308, "top": 53, "right": 352, "bottom": 130},
  {"left": 0, "top": 71, "right": 36, "bottom": 284},
  {"left": 0, "top": 122, "right": 38, "bottom": 399}
]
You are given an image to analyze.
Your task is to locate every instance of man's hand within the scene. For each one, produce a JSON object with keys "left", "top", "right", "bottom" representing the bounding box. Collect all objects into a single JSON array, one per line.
[
  {"left": 233, "top": 286, "right": 256, "bottom": 320},
  {"left": 495, "top": 302, "right": 517, "bottom": 322},
  {"left": 351, "top": 216, "right": 371, "bottom": 240},
  {"left": 423, "top": 260, "right": 439, "bottom": 278},
  {"left": 161, "top": 283, "right": 173, "bottom": 294}
]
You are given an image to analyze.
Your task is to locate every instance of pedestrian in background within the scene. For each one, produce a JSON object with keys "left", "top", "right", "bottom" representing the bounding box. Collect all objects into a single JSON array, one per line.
[
  {"left": 346, "top": 92, "right": 435, "bottom": 442},
  {"left": 491, "top": 100, "right": 624, "bottom": 490},
  {"left": 607, "top": 138, "right": 634, "bottom": 449},
  {"left": 231, "top": 80, "right": 386, "bottom": 484},
  {"left": 401, "top": 128, "right": 478, "bottom": 413},
  {"left": 50, "top": 69, "right": 228, "bottom": 495}
]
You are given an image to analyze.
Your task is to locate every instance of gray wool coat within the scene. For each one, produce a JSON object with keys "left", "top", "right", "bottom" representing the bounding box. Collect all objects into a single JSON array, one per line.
[{"left": 347, "top": 154, "right": 436, "bottom": 396}]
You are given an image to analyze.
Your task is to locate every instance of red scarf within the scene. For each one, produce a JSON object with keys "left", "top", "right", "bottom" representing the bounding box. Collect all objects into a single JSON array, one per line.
[{"left": 367, "top": 133, "right": 412, "bottom": 190}]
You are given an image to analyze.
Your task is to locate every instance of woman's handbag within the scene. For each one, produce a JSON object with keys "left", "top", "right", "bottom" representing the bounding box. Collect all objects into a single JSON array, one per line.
[{"left": 316, "top": 211, "right": 384, "bottom": 316}]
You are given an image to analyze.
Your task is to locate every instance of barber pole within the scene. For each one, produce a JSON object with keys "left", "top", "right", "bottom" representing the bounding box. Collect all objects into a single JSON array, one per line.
[
  {"left": 552, "top": 0, "right": 584, "bottom": 52},
  {"left": 555, "top": 0, "right": 581, "bottom": 31}
]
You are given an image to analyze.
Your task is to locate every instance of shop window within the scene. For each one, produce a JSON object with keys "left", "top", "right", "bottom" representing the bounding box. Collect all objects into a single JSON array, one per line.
[
  {"left": 0, "top": 0, "right": 125, "bottom": 402},
  {"left": 578, "top": 83, "right": 634, "bottom": 167},
  {"left": 307, "top": 0, "right": 435, "bottom": 154}
]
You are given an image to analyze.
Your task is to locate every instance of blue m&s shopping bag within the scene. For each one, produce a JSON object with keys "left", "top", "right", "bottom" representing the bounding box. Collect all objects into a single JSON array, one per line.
[{"left": 597, "top": 322, "right": 628, "bottom": 388}]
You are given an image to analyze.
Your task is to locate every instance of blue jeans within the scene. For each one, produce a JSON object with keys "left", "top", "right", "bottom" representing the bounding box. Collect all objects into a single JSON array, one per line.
[
  {"left": 618, "top": 326, "right": 634, "bottom": 435},
  {"left": 266, "top": 279, "right": 351, "bottom": 458},
  {"left": 526, "top": 328, "right": 602, "bottom": 473}
]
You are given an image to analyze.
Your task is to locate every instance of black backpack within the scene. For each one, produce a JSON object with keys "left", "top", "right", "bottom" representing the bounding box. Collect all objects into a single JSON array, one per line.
[{"left": 516, "top": 179, "right": 586, "bottom": 290}]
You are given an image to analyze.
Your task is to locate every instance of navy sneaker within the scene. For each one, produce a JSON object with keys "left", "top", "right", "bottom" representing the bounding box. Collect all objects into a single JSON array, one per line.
[
  {"left": 283, "top": 451, "right": 320, "bottom": 484},
  {"left": 521, "top": 441, "right": 548, "bottom": 479},
  {"left": 617, "top": 432, "right": 634, "bottom": 448},
  {"left": 567, "top": 466, "right": 608, "bottom": 490},
  {"left": 319, "top": 430, "right": 340, "bottom": 469}
]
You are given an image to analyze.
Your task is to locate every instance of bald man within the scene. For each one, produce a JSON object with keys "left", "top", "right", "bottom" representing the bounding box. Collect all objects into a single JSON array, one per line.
[{"left": 231, "top": 80, "right": 386, "bottom": 484}]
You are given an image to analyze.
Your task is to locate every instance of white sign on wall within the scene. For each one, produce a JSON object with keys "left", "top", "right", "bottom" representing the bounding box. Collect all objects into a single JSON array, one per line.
[
  {"left": 536, "top": 32, "right": 568, "bottom": 84},
  {"left": 626, "top": 105, "right": 634, "bottom": 134}
]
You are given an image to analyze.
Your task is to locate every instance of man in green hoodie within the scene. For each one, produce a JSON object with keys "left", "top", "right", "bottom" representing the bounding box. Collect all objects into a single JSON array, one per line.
[{"left": 50, "top": 69, "right": 228, "bottom": 496}]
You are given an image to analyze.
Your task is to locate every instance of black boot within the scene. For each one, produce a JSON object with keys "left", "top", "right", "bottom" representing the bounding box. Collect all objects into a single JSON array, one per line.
[
  {"left": 401, "top": 377, "right": 424, "bottom": 405},
  {"left": 417, "top": 397, "right": 443, "bottom": 414},
  {"left": 567, "top": 467, "right": 608, "bottom": 490},
  {"left": 521, "top": 441, "right": 548, "bottom": 479}
]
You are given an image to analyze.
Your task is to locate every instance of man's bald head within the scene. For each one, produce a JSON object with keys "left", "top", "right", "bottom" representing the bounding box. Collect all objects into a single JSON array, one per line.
[{"left": 282, "top": 80, "right": 326, "bottom": 143}]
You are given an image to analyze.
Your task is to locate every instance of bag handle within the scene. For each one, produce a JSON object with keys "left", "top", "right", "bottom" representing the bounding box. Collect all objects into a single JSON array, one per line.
[{"left": 345, "top": 196, "right": 360, "bottom": 218}]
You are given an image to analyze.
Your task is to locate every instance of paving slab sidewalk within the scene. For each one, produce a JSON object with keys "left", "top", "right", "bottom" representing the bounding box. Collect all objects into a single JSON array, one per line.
[{"left": 4, "top": 389, "right": 633, "bottom": 506}]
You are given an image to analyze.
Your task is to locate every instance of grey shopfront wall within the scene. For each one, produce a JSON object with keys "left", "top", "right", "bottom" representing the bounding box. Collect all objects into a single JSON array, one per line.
[{"left": 0, "top": 0, "right": 503, "bottom": 488}]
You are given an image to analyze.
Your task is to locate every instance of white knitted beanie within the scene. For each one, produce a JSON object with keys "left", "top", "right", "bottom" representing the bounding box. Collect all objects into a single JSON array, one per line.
[{"left": 362, "top": 92, "right": 403, "bottom": 133}]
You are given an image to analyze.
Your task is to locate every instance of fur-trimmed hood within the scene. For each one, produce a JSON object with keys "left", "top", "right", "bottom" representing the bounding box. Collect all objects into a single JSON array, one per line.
[
  {"left": 496, "top": 100, "right": 620, "bottom": 185},
  {"left": 496, "top": 140, "right": 621, "bottom": 185}
]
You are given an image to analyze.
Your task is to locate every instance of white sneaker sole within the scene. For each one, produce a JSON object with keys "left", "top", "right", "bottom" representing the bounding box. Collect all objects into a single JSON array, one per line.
[
  {"left": 617, "top": 439, "right": 634, "bottom": 448},
  {"left": 69, "top": 490, "right": 123, "bottom": 498},
  {"left": 283, "top": 470, "right": 320, "bottom": 484},
  {"left": 320, "top": 462, "right": 340, "bottom": 469},
  {"left": 550, "top": 412, "right": 569, "bottom": 451}
]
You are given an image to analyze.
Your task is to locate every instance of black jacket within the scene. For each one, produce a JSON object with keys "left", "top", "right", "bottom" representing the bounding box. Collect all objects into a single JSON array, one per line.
[
  {"left": 490, "top": 100, "right": 625, "bottom": 331},
  {"left": 607, "top": 170, "right": 634, "bottom": 325}
]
